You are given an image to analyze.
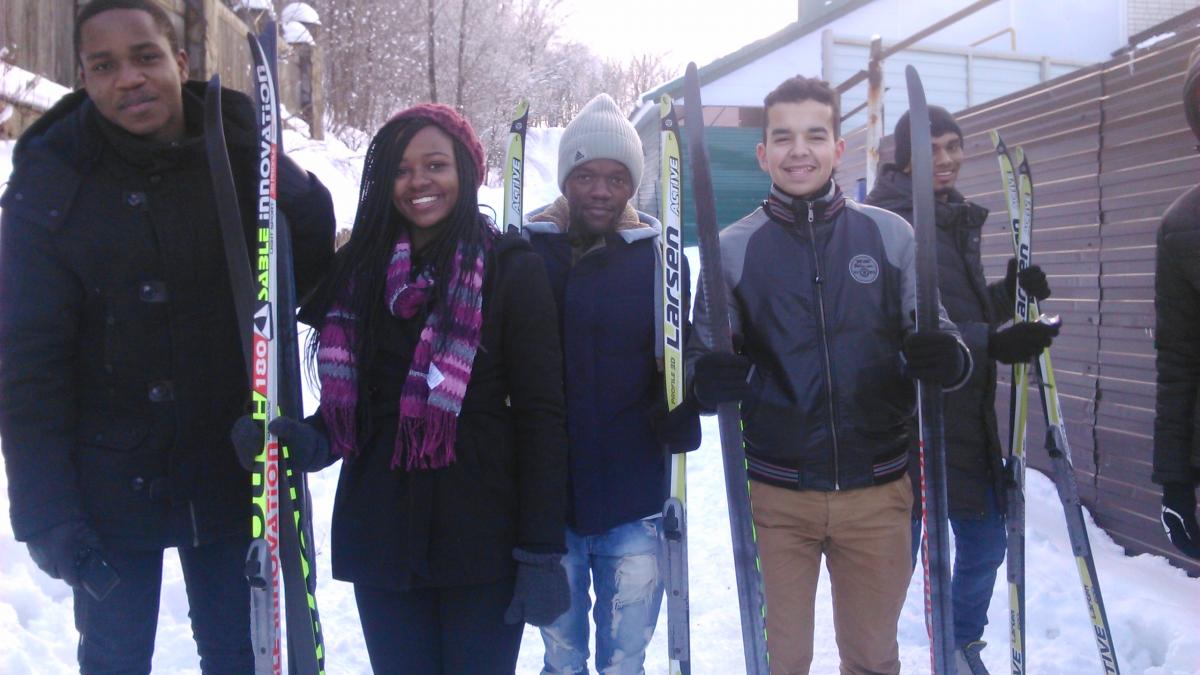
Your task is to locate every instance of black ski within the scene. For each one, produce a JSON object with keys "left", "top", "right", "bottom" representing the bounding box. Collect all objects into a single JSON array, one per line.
[
  {"left": 683, "top": 62, "right": 770, "bottom": 674},
  {"left": 905, "top": 64, "right": 957, "bottom": 675},
  {"left": 246, "top": 25, "right": 325, "bottom": 675}
]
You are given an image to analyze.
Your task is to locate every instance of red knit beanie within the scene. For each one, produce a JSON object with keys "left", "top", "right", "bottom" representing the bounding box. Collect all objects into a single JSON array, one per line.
[{"left": 390, "top": 104, "right": 487, "bottom": 187}]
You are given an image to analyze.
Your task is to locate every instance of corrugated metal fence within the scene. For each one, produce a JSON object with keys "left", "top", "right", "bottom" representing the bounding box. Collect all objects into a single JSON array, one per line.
[{"left": 840, "top": 25, "right": 1200, "bottom": 575}]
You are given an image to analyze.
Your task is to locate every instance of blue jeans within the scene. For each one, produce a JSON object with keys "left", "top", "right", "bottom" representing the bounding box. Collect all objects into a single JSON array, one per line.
[
  {"left": 911, "top": 486, "right": 1008, "bottom": 648},
  {"left": 540, "top": 517, "right": 665, "bottom": 674},
  {"left": 73, "top": 534, "right": 253, "bottom": 674}
]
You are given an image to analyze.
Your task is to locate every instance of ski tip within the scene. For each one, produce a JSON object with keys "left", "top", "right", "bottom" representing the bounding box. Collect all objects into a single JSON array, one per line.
[
  {"left": 514, "top": 99, "right": 529, "bottom": 119},
  {"left": 989, "top": 128, "right": 1004, "bottom": 150},
  {"left": 207, "top": 73, "right": 221, "bottom": 90},
  {"left": 1017, "top": 147, "right": 1031, "bottom": 171},
  {"left": 685, "top": 62, "right": 699, "bottom": 80},
  {"left": 1013, "top": 146, "right": 1025, "bottom": 166},
  {"left": 904, "top": 65, "right": 926, "bottom": 105},
  {"left": 659, "top": 94, "right": 676, "bottom": 120}
]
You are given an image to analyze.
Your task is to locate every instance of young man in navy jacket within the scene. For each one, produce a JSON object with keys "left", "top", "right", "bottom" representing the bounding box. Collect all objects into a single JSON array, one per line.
[
  {"left": 688, "top": 76, "right": 972, "bottom": 674},
  {"left": 525, "top": 93, "right": 700, "bottom": 674}
]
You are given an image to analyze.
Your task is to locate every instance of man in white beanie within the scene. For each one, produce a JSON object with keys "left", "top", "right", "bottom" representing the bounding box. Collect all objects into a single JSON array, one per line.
[{"left": 524, "top": 93, "right": 701, "bottom": 674}]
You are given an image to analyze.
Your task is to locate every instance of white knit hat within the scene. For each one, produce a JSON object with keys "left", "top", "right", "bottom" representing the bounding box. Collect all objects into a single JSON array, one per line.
[{"left": 558, "top": 93, "right": 644, "bottom": 192}]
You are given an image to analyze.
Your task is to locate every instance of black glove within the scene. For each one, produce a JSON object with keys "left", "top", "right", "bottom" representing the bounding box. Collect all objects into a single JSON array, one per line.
[
  {"left": 1162, "top": 483, "right": 1200, "bottom": 559},
  {"left": 230, "top": 414, "right": 331, "bottom": 473},
  {"left": 902, "top": 330, "right": 966, "bottom": 387},
  {"left": 26, "top": 520, "right": 102, "bottom": 588},
  {"left": 1004, "top": 258, "right": 1051, "bottom": 302},
  {"left": 691, "top": 352, "right": 753, "bottom": 411},
  {"left": 988, "top": 320, "right": 1061, "bottom": 364},
  {"left": 647, "top": 395, "right": 702, "bottom": 453},
  {"left": 503, "top": 548, "right": 571, "bottom": 626}
]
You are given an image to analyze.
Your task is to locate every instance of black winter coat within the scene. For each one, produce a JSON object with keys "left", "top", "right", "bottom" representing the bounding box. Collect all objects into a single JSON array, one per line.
[
  {"left": 320, "top": 231, "right": 568, "bottom": 591},
  {"left": 0, "top": 83, "right": 335, "bottom": 548},
  {"left": 1153, "top": 186, "right": 1200, "bottom": 486},
  {"left": 866, "top": 164, "right": 1011, "bottom": 517}
]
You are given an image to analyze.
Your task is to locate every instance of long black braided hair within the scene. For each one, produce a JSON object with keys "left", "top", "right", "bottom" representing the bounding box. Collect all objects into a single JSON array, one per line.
[{"left": 306, "top": 115, "right": 495, "bottom": 430}]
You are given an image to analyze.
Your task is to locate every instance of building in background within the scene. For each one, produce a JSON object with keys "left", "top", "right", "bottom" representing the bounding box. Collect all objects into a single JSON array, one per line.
[{"left": 635, "top": 0, "right": 1198, "bottom": 241}]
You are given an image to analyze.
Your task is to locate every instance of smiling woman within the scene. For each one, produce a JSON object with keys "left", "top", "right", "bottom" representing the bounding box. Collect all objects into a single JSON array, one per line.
[{"left": 287, "top": 103, "right": 571, "bottom": 673}]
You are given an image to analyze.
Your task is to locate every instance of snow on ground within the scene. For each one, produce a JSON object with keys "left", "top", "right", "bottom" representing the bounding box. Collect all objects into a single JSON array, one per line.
[{"left": 0, "top": 124, "right": 1198, "bottom": 674}]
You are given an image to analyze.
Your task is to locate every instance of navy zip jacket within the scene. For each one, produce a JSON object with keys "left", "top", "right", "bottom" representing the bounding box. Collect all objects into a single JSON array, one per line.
[
  {"left": 526, "top": 198, "right": 700, "bottom": 535},
  {"left": 687, "top": 181, "right": 970, "bottom": 492}
]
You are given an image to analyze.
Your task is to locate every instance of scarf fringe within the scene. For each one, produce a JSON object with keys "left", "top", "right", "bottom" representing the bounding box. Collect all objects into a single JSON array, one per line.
[{"left": 396, "top": 412, "right": 459, "bottom": 470}]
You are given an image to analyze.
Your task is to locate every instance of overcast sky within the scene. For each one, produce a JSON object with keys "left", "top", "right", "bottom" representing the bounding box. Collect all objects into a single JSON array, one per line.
[{"left": 554, "top": 0, "right": 800, "bottom": 76}]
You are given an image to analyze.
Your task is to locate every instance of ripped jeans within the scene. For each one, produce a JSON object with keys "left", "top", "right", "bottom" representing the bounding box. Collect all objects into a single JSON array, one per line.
[{"left": 539, "top": 517, "right": 665, "bottom": 675}]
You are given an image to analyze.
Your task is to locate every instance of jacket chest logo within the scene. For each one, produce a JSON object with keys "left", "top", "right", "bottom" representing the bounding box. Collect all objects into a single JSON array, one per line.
[{"left": 848, "top": 254, "right": 879, "bottom": 284}]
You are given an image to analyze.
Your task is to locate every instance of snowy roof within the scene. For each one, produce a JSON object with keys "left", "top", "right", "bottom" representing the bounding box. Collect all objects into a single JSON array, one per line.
[
  {"left": 282, "top": 2, "right": 320, "bottom": 25},
  {"left": 1, "top": 61, "right": 71, "bottom": 111},
  {"left": 283, "top": 21, "right": 316, "bottom": 45}
]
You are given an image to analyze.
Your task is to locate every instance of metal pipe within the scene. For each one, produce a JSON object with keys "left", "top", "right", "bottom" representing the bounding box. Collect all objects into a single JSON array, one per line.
[
  {"left": 969, "top": 26, "right": 1017, "bottom": 51},
  {"left": 865, "top": 36, "right": 884, "bottom": 193},
  {"left": 835, "top": 0, "right": 1001, "bottom": 94}
]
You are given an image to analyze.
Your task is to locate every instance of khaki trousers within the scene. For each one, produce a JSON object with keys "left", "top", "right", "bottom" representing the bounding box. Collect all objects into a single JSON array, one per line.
[{"left": 752, "top": 478, "right": 913, "bottom": 675}]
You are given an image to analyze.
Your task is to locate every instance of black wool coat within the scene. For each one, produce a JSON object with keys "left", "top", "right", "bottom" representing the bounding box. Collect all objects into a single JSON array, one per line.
[
  {"left": 1154, "top": 185, "right": 1200, "bottom": 486},
  {"left": 866, "top": 164, "right": 1011, "bottom": 517},
  {"left": 316, "top": 230, "right": 569, "bottom": 590},
  {"left": 0, "top": 82, "right": 335, "bottom": 548}
]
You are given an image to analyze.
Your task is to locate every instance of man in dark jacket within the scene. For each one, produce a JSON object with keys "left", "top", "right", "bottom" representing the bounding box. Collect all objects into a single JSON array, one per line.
[
  {"left": 0, "top": 2, "right": 335, "bottom": 671},
  {"left": 526, "top": 93, "right": 701, "bottom": 674},
  {"left": 865, "top": 106, "right": 1057, "bottom": 673},
  {"left": 1154, "top": 48, "right": 1200, "bottom": 562},
  {"left": 687, "top": 76, "right": 972, "bottom": 674}
]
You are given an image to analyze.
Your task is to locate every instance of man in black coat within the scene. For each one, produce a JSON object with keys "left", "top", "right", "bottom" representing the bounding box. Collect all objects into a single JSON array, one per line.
[
  {"left": 865, "top": 106, "right": 1058, "bottom": 673},
  {"left": 1154, "top": 48, "right": 1200, "bottom": 562},
  {"left": 0, "top": 1, "right": 335, "bottom": 671}
]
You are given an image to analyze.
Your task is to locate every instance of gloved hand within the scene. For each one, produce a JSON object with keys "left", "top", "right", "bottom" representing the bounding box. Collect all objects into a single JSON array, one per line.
[
  {"left": 691, "top": 352, "right": 753, "bottom": 411},
  {"left": 1004, "top": 258, "right": 1051, "bottom": 302},
  {"left": 646, "top": 395, "right": 702, "bottom": 453},
  {"left": 902, "top": 330, "right": 966, "bottom": 387},
  {"left": 1161, "top": 482, "right": 1200, "bottom": 559},
  {"left": 988, "top": 320, "right": 1061, "bottom": 364},
  {"left": 26, "top": 520, "right": 102, "bottom": 587},
  {"left": 230, "top": 415, "right": 331, "bottom": 473},
  {"left": 503, "top": 548, "right": 571, "bottom": 626}
]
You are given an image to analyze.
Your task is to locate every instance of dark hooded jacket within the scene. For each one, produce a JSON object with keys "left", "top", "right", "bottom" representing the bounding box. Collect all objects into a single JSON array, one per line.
[
  {"left": 524, "top": 198, "right": 700, "bottom": 536},
  {"left": 866, "top": 163, "right": 1011, "bottom": 517},
  {"left": 1152, "top": 61, "right": 1200, "bottom": 488},
  {"left": 0, "top": 82, "right": 335, "bottom": 549}
]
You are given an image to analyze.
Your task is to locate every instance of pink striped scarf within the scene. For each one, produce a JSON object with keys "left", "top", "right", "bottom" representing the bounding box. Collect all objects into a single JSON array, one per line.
[{"left": 318, "top": 230, "right": 488, "bottom": 470}]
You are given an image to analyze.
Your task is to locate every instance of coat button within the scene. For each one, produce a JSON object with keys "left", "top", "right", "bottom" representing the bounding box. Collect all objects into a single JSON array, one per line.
[
  {"left": 131, "top": 476, "right": 145, "bottom": 492},
  {"left": 48, "top": 208, "right": 59, "bottom": 217},
  {"left": 13, "top": 192, "right": 22, "bottom": 201},
  {"left": 125, "top": 192, "right": 146, "bottom": 208}
]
